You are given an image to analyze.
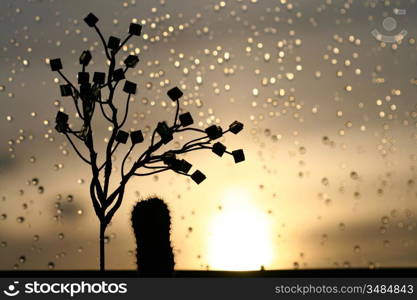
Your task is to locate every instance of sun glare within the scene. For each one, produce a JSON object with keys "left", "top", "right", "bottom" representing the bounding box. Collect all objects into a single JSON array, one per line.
[{"left": 207, "top": 188, "right": 273, "bottom": 271}]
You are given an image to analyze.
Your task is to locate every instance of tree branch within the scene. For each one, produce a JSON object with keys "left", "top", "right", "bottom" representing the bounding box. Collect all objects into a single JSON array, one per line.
[
  {"left": 57, "top": 70, "right": 85, "bottom": 120},
  {"left": 175, "top": 127, "right": 206, "bottom": 134},
  {"left": 172, "top": 169, "right": 192, "bottom": 177},
  {"left": 182, "top": 135, "right": 210, "bottom": 148},
  {"left": 89, "top": 177, "right": 103, "bottom": 219},
  {"left": 143, "top": 164, "right": 167, "bottom": 169},
  {"left": 64, "top": 132, "right": 91, "bottom": 165},
  {"left": 98, "top": 142, "right": 120, "bottom": 172},
  {"left": 121, "top": 144, "right": 135, "bottom": 177},
  {"left": 104, "top": 185, "right": 125, "bottom": 225},
  {"left": 102, "top": 53, "right": 118, "bottom": 198},
  {"left": 118, "top": 93, "right": 131, "bottom": 129},
  {"left": 134, "top": 168, "right": 170, "bottom": 176},
  {"left": 93, "top": 25, "right": 111, "bottom": 61},
  {"left": 116, "top": 34, "right": 133, "bottom": 53},
  {"left": 99, "top": 101, "right": 113, "bottom": 123},
  {"left": 173, "top": 99, "right": 180, "bottom": 126},
  {"left": 70, "top": 94, "right": 85, "bottom": 120},
  {"left": 67, "top": 128, "right": 85, "bottom": 142},
  {"left": 57, "top": 70, "right": 80, "bottom": 95}
]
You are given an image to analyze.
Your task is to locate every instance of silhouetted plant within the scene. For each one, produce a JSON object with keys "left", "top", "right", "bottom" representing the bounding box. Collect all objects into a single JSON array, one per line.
[
  {"left": 50, "top": 12, "right": 245, "bottom": 271},
  {"left": 131, "top": 197, "right": 174, "bottom": 276}
]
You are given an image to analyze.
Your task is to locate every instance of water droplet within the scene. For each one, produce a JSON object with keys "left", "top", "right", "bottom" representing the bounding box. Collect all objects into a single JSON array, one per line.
[
  {"left": 343, "top": 261, "right": 351, "bottom": 268},
  {"left": 381, "top": 216, "right": 390, "bottom": 225},
  {"left": 293, "top": 262, "right": 299, "bottom": 269},
  {"left": 380, "top": 226, "right": 387, "bottom": 234},
  {"left": 397, "top": 221, "right": 404, "bottom": 229},
  {"left": 350, "top": 171, "right": 359, "bottom": 180},
  {"left": 37, "top": 186, "right": 44, "bottom": 194}
]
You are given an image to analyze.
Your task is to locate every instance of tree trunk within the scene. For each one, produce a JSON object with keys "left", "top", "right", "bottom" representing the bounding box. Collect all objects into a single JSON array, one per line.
[{"left": 99, "top": 221, "right": 106, "bottom": 271}]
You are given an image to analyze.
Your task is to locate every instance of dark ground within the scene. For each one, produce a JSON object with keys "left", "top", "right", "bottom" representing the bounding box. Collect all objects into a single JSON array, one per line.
[{"left": 1, "top": 269, "right": 416, "bottom": 278}]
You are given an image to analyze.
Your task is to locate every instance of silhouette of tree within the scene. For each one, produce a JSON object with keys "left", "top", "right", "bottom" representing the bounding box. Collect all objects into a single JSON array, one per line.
[{"left": 50, "top": 13, "right": 245, "bottom": 271}]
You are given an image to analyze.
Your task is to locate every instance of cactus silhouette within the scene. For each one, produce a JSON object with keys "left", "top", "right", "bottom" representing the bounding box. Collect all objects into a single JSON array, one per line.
[{"left": 131, "top": 197, "right": 175, "bottom": 276}]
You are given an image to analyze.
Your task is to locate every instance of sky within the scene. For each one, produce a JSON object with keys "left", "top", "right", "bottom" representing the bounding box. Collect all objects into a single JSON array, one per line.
[{"left": 1, "top": 0, "right": 417, "bottom": 271}]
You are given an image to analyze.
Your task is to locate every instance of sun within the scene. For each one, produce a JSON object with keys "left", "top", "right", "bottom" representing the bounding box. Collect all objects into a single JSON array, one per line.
[{"left": 207, "top": 188, "right": 273, "bottom": 271}]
